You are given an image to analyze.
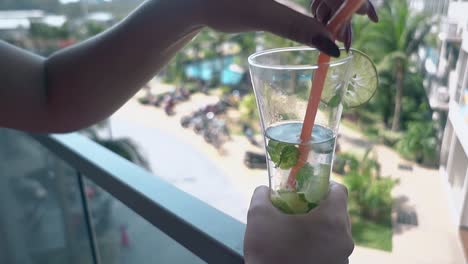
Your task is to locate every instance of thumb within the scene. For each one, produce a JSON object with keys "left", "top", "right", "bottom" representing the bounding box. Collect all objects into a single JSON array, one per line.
[
  {"left": 249, "top": 185, "right": 271, "bottom": 208},
  {"left": 256, "top": 1, "right": 340, "bottom": 57},
  {"left": 315, "top": 181, "right": 348, "bottom": 213},
  {"left": 248, "top": 185, "right": 280, "bottom": 214}
]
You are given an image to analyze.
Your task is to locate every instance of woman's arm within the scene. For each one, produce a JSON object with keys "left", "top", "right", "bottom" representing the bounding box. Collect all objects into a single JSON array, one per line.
[{"left": 0, "top": 0, "right": 342, "bottom": 133}]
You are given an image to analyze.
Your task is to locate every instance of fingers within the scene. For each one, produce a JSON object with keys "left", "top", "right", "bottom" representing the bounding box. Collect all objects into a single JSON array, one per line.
[
  {"left": 316, "top": 181, "right": 348, "bottom": 213},
  {"left": 257, "top": 1, "right": 340, "bottom": 57},
  {"left": 344, "top": 23, "right": 352, "bottom": 52},
  {"left": 250, "top": 185, "right": 270, "bottom": 205},
  {"left": 310, "top": 0, "right": 323, "bottom": 17},
  {"left": 311, "top": 0, "right": 378, "bottom": 23},
  {"left": 366, "top": 1, "right": 379, "bottom": 22},
  {"left": 355, "top": 0, "right": 369, "bottom": 15},
  {"left": 310, "top": 0, "right": 377, "bottom": 50},
  {"left": 316, "top": 2, "right": 331, "bottom": 24}
]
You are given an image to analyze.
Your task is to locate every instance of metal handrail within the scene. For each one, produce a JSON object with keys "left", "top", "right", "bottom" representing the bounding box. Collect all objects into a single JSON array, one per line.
[{"left": 30, "top": 133, "right": 245, "bottom": 264}]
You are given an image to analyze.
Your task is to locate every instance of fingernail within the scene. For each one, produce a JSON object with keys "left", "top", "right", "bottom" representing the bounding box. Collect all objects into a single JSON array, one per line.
[
  {"left": 345, "top": 26, "right": 352, "bottom": 52},
  {"left": 312, "top": 35, "right": 340, "bottom": 57},
  {"left": 367, "top": 2, "right": 379, "bottom": 23}
]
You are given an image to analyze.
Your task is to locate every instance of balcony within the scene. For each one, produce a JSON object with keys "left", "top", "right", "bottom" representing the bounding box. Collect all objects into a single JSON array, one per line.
[
  {"left": 439, "top": 18, "right": 462, "bottom": 42},
  {"left": 0, "top": 129, "right": 244, "bottom": 264},
  {"left": 448, "top": 101, "right": 468, "bottom": 157}
]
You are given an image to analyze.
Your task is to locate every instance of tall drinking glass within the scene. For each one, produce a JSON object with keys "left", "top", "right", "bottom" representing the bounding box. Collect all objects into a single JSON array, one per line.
[{"left": 248, "top": 47, "right": 354, "bottom": 214}]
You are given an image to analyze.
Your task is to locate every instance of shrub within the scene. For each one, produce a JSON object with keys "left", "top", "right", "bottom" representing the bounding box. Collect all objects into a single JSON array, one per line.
[
  {"left": 343, "top": 151, "right": 396, "bottom": 223},
  {"left": 239, "top": 93, "right": 258, "bottom": 122},
  {"left": 219, "top": 85, "right": 232, "bottom": 95},
  {"left": 380, "top": 130, "right": 403, "bottom": 147},
  {"left": 396, "top": 121, "right": 438, "bottom": 166},
  {"left": 333, "top": 153, "right": 359, "bottom": 174}
]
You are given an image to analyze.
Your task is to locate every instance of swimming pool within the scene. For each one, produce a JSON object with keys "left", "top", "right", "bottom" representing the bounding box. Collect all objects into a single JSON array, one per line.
[{"left": 185, "top": 56, "right": 245, "bottom": 85}]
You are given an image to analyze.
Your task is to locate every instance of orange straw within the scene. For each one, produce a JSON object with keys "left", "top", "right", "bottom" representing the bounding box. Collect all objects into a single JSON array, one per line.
[{"left": 287, "top": 0, "right": 366, "bottom": 188}]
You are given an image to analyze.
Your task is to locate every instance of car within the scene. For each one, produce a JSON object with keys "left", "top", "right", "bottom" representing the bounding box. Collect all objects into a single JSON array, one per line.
[{"left": 244, "top": 151, "right": 267, "bottom": 169}]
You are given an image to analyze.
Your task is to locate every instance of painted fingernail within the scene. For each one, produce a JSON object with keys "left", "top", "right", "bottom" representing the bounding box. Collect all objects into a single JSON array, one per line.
[
  {"left": 312, "top": 35, "right": 340, "bottom": 57},
  {"left": 367, "top": 1, "right": 379, "bottom": 22},
  {"left": 345, "top": 26, "right": 352, "bottom": 52}
]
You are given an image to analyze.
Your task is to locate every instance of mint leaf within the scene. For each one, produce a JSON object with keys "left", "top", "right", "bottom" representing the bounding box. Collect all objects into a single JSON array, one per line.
[
  {"left": 267, "top": 140, "right": 283, "bottom": 164},
  {"left": 267, "top": 140, "right": 299, "bottom": 169},
  {"left": 307, "top": 202, "right": 318, "bottom": 210},
  {"left": 278, "top": 145, "right": 299, "bottom": 169},
  {"left": 296, "top": 164, "right": 313, "bottom": 190},
  {"left": 328, "top": 94, "right": 342, "bottom": 108}
]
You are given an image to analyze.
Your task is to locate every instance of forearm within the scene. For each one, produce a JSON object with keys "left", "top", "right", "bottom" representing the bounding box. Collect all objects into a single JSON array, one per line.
[{"left": 16, "top": 0, "right": 202, "bottom": 132}]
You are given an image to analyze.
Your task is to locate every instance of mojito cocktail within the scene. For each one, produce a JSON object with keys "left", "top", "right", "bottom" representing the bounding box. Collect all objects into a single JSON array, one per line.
[{"left": 248, "top": 47, "right": 377, "bottom": 214}]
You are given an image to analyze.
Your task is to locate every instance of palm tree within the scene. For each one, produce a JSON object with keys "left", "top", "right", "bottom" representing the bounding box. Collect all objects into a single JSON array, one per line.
[{"left": 354, "top": 0, "right": 431, "bottom": 131}]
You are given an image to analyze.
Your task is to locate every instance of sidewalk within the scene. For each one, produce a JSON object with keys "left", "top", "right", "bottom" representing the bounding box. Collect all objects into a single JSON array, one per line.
[{"left": 340, "top": 127, "right": 465, "bottom": 263}]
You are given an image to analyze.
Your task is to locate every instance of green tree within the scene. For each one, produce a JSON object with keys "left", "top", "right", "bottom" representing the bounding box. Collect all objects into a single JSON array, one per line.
[
  {"left": 29, "top": 22, "right": 69, "bottom": 39},
  {"left": 354, "top": 0, "right": 431, "bottom": 131},
  {"left": 231, "top": 32, "right": 257, "bottom": 58},
  {"left": 396, "top": 121, "right": 438, "bottom": 165}
]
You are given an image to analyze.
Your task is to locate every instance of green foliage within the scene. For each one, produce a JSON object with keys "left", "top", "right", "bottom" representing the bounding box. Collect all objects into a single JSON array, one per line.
[
  {"left": 230, "top": 32, "right": 257, "bottom": 57},
  {"left": 351, "top": 214, "right": 393, "bottom": 251},
  {"left": 29, "top": 22, "right": 69, "bottom": 39},
  {"left": 380, "top": 129, "right": 404, "bottom": 147},
  {"left": 291, "top": 0, "right": 310, "bottom": 8},
  {"left": 333, "top": 152, "right": 359, "bottom": 174},
  {"left": 84, "top": 21, "right": 107, "bottom": 37},
  {"left": 340, "top": 151, "right": 394, "bottom": 251},
  {"left": 343, "top": 151, "right": 396, "bottom": 223},
  {"left": 267, "top": 140, "right": 299, "bottom": 169},
  {"left": 396, "top": 121, "right": 438, "bottom": 165},
  {"left": 239, "top": 93, "right": 259, "bottom": 121},
  {"left": 262, "top": 33, "right": 298, "bottom": 50},
  {"left": 82, "top": 124, "right": 150, "bottom": 170},
  {"left": 163, "top": 53, "right": 188, "bottom": 84},
  {"left": 219, "top": 85, "right": 232, "bottom": 95},
  {"left": 352, "top": 0, "right": 432, "bottom": 131}
]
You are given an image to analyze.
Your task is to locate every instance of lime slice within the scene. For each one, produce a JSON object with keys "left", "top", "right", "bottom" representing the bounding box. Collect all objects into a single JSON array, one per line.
[
  {"left": 320, "top": 49, "right": 378, "bottom": 108},
  {"left": 271, "top": 190, "right": 310, "bottom": 214},
  {"left": 343, "top": 49, "right": 378, "bottom": 108}
]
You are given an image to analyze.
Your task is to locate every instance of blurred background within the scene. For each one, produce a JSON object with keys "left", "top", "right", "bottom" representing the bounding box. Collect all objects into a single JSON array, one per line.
[{"left": 0, "top": 0, "right": 468, "bottom": 263}]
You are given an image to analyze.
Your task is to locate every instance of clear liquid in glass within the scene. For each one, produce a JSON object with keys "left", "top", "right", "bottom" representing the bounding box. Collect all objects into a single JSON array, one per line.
[{"left": 265, "top": 122, "right": 335, "bottom": 214}]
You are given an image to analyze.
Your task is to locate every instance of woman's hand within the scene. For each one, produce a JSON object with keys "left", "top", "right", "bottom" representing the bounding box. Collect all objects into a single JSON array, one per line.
[
  {"left": 198, "top": 0, "right": 341, "bottom": 57},
  {"left": 311, "top": 0, "right": 379, "bottom": 50},
  {"left": 244, "top": 182, "right": 354, "bottom": 264}
]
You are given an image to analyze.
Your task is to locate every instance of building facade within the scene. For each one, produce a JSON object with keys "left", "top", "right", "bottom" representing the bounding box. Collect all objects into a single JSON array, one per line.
[{"left": 417, "top": 0, "right": 468, "bottom": 227}]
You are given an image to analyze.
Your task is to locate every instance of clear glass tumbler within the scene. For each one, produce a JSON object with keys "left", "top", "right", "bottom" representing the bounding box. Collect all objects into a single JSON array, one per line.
[{"left": 248, "top": 47, "right": 354, "bottom": 214}]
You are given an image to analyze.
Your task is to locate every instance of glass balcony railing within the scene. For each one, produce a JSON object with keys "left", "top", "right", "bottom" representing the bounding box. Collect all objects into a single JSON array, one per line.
[{"left": 0, "top": 128, "right": 244, "bottom": 264}]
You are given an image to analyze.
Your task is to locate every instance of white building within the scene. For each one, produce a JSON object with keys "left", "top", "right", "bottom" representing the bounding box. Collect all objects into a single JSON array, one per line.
[
  {"left": 0, "top": 10, "right": 67, "bottom": 32},
  {"left": 417, "top": 0, "right": 468, "bottom": 228}
]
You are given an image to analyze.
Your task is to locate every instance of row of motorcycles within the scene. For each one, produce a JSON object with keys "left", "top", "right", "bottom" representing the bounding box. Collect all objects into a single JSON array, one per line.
[
  {"left": 138, "top": 87, "right": 192, "bottom": 115},
  {"left": 180, "top": 100, "right": 232, "bottom": 151}
]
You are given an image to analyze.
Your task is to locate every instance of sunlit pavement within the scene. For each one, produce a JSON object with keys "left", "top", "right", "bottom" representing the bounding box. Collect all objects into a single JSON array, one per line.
[{"left": 339, "top": 127, "right": 465, "bottom": 263}]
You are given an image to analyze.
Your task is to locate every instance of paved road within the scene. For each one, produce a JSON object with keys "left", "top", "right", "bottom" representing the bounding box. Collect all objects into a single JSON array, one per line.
[{"left": 109, "top": 117, "right": 246, "bottom": 221}]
